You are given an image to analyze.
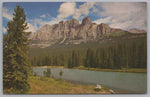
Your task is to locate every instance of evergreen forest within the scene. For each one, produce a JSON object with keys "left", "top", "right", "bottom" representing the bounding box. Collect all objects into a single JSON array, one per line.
[{"left": 29, "top": 36, "right": 147, "bottom": 69}]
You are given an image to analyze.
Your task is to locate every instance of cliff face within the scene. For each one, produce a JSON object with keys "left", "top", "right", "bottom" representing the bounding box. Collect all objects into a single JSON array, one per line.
[
  {"left": 32, "top": 17, "right": 124, "bottom": 41},
  {"left": 30, "top": 16, "right": 125, "bottom": 47}
]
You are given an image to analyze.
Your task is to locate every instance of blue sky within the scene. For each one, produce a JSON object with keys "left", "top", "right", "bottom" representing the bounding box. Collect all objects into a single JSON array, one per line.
[{"left": 2, "top": 2, "right": 147, "bottom": 33}]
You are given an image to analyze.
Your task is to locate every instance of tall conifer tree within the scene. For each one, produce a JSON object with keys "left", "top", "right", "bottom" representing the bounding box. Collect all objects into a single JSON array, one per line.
[{"left": 3, "top": 5, "right": 31, "bottom": 91}]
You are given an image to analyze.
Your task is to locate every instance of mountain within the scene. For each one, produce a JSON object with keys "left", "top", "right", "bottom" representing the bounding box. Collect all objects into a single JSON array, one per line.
[
  {"left": 30, "top": 17, "right": 146, "bottom": 48},
  {"left": 128, "top": 28, "right": 146, "bottom": 33},
  {"left": 32, "top": 17, "right": 124, "bottom": 41}
]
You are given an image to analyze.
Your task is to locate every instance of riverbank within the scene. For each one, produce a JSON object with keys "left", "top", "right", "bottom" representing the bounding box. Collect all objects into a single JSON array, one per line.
[
  {"left": 3, "top": 76, "right": 112, "bottom": 94},
  {"left": 28, "top": 76, "right": 111, "bottom": 94},
  {"left": 34, "top": 66, "right": 147, "bottom": 73},
  {"left": 74, "top": 66, "right": 147, "bottom": 73}
]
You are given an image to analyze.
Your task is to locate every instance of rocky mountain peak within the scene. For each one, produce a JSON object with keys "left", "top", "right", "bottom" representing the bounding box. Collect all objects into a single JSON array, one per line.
[
  {"left": 39, "top": 24, "right": 51, "bottom": 31},
  {"left": 64, "top": 18, "right": 80, "bottom": 28},
  {"left": 97, "top": 23, "right": 111, "bottom": 34},
  {"left": 31, "top": 16, "right": 128, "bottom": 47},
  {"left": 81, "top": 16, "right": 92, "bottom": 26},
  {"left": 41, "top": 24, "right": 51, "bottom": 28},
  {"left": 99, "top": 23, "right": 109, "bottom": 27},
  {"left": 71, "top": 18, "right": 79, "bottom": 24},
  {"left": 44, "top": 24, "right": 51, "bottom": 27},
  {"left": 72, "top": 18, "right": 78, "bottom": 21},
  {"left": 59, "top": 21, "right": 64, "bottom": 24}
]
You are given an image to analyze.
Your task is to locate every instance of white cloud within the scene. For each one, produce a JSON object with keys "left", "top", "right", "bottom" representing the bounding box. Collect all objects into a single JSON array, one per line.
[
  {"left": 26, "top": 2, "right": 147, "bottom": 33},
  {"left": 27, "top": 17, "right": 67, "bottom": 33},
  {"left": 27, "top": 2, "right": 96, "bottom": 33},
  {"left": 110, "top": 21, "right": 132, "bottom": 30},
  {"left": 47, "top": 18, "right": 66, "bottom": 25},
  {"left": 3, "top": 27, "right": 7, "bottom": 33},
  {"left": 34, "top": 18, "right": 47, "bottom": 27},
  {"left": 26, "top": 23, "right": 38, "bottom": 33},
  {"left": 99, "top": 2, "right": 146, "bottom": 21},
  {"left": 57, "top": 2, "right": 76, "bottom": 19},
  {"left": 94, "top": 2, "right": 147, "bottom": 30},
  {"left": 92, "top": 6, "right": 99, "bottom": 13},
  {"left": 40, "top": 14, "right": 46, "bottom": 18},
  {"left": 93, "top": 17, "right": 112, "bottom": 24},
  {"left": 57, "top": 2, "right": 96, "bottom": 20},
  {"left": 2, "top": 8, "right": 13, "bottom": 20},
  {"left": 73, "top": 2, "right": 96, "bottom": 20}
]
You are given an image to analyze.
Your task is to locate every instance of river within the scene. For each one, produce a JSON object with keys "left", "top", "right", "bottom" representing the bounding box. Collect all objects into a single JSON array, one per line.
[{"left": 33, "top": 67, "right": 147, "bottom": 94}]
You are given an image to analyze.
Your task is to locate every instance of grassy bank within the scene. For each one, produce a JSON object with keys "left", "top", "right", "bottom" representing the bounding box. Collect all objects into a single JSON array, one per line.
[
  {"left": 74, "top": 66, "right": 147, "bottom": 73},
  {"left": 27, "top": 76, "right": 111, "bottom": 94},
  {"left": 34, "top": 66, "right": 147, "bottom": 73},
  {"left": 3, "top": 76, "right": 111, "bottom": 94}
]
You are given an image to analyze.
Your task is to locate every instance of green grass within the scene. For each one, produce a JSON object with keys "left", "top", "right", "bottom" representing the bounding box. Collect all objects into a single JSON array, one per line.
[
  {"left": 34, "top": 66, "right": 147, "bottom": 73},
  {"left": 107, "top": 31, "right": 128, "bottom": 37},
  {"left": 74, "top": 66, "right": 147, "bottom": 73},
  {"left": 3, "top": 76, "right": 111, "bottom": 94},
  {"left": 27, "top": 76, "right": 111, "bottom": 94}
]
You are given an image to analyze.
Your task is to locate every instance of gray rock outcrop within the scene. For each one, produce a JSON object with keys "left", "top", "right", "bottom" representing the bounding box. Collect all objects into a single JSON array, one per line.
[{"left": 31, "top": 16, "right": 125, "bottom": 45}]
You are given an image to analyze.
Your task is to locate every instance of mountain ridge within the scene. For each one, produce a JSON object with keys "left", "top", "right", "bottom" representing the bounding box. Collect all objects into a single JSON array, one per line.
[
  {"left": 31, "top": 17, "right": 125, "bottom": 40},
  {"left": 29, "top": 16, "right": 146, "bottom": 48},
  {"left": 128, "top": 28, "right": 147, "bottom": 33}
]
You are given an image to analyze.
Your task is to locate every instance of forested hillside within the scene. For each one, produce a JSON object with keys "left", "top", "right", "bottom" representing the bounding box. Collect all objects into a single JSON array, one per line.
[{"left": 29, "top": 33, "right": 147, "bottom": 69}]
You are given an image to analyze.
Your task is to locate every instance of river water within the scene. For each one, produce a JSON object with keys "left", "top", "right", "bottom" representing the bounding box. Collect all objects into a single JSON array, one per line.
[{"left": 33, "top": 67, "right": 147, "bottom": 94}]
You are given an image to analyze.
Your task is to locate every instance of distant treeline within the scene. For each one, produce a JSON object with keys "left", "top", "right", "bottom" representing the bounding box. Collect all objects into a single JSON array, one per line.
[{"left": 30, "top": 40, "right": 147, "bottom": 69}]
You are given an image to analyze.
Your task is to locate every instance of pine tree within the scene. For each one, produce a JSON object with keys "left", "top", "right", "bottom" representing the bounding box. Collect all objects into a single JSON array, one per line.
[
  {"left": 84, "top": 48, "right": 91, "bottom": 67},
  {"left": 68, "top": 57, "right": 73, "bottom": 68},
  {"left": 71, "top": 50, "right": 76, "bottom": 67},
  {"left": 3, "top": 5, "right": 31, "bottom": 92},
  {"left": 95, "top": 48, "right": 102, "bottom": 68},
  {"left": 71, "top": 50, "right": 79, "bottom": 67}
]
